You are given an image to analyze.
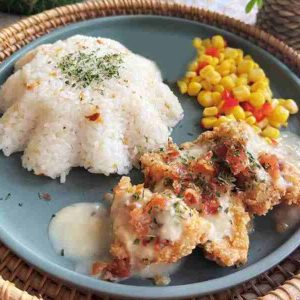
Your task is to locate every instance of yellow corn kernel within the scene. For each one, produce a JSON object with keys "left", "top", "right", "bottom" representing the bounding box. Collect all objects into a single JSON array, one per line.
[
  {"left": 211, "top": 57, "right": 219, "bottom": 66},
  {"left": 249, "top": 91, "right": 265, "bottom": 108},
  {"left": 250, "top": 80, "right": 269, "bottom": 92},
  {"left": 197, "top": 47, "right": 206, "bottom": 55},
  {"left": 177, "top": 80, "right": 188, "bottom": 94},
  {"left": 214, "top": 84, "right": 225, "bottom": 93},
  {"left": 206, "top": 71, "right": 222, "bottom": 85},
  {"left": 252, "top": 125, "right": 262, "bottom": 134},
  {"left": 201, "top": 117, "right": 218, "bottom": 129},
  {"left": 220, "top": 76, "right": 235, "bottom": 91},
  {"left": 248, "top": 68, "right": 265, "bottom": 82},
  {"left": 269, "top": 105, "right": 289, "bottom": 123},
  {"left": 268, "top": 120, "right": 281, "bottom": 128},
  {"left": 253, "top": 63, "right": 259, "bottom": 68},
  {"left": 230, "top": 105, "right": 246, "bottom": 120},
  {"left": 212, "top": 91, "right": 222, "bottom": 105},
  {"left": 235, "top": 77, "right": 248, "bottom": 87},
  {"left": 197, "top": 91, "right": 214, "bottom": 107},
  {"left": 236, "top": 49, "right": 244, "bottom": 63},
  {"left": 188, "top": 61, "right": 199, "bottom": 72},
  {"left": 224, "top": 48, "right": 239, "bottom": 59},
  {"left": 187, "top": 82, "right": 202, "bottom": 96},
  {"left": 264, "top": 137, "right": 273, "bottom": 144},
  {"left": 199, "top": 65, "right": 215, "bottom": 78},
  {"left": 257, "top": 118, "right": 269, "bottom": 129},
  {"left": 270, "top": 98, "right": 279, "bottom": 109},
  {"left": 193, "top": 37, "right": 202, "bottom": 49},
  {"left": 186, "top": 71, "right": 197, "bottom": 78},
  {"left": 216, "top": 116, "right": 230, "bottom": 126},
  {"left": 246, "top": 116, "right": 256, "bottom": 125},
  {"left": 218, "top": 53, "right": 225, "bottom": 62},
  {"left": 202, "top": 38, "right": 212, "bottom": 48},
  {"left": 216, "top": 60, "right": 231, "bottom": 76},
  {"left": 262, "top": 126, "right": 280, "bottom": 139},
  {"left": 212, "top": 35, "right": 226, "bottom": 48},
  {"left": 245, "top": 111, "right": 253, "bottom": 117},
  {"left": 191, "top": 76, "right": 202, "bottom": 83},
  {"left": 227, "top": 114, "right": 236, "bottom": 121},
  {"left": 230, "top": 64, "right": 237, "bottom": 74},
  {"left": 229, "top": 73, "right": 238, "bottom": 83},
  {"left": 244, "top": 55, "right": 253, "bottom": 61},
  {"left": 282, "top": 99, "right": 298, "bottom": 114},
  {"left": 237, "top": 60, "right": 254, "bottom": 74},
  {"left": 201, "top": 80, "right": 213, "bottom": 91},
  {"left": 203, "top": 106, "right": 219, "bottom": 116}
]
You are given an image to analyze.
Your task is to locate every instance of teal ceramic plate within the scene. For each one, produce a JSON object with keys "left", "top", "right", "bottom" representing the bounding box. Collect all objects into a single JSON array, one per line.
[{"left": 0, "top": 16, "right": 299, "bottom": 299}]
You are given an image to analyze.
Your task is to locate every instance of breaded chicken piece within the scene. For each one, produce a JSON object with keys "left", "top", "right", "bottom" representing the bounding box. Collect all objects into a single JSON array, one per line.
[
  {"left": 202, "top": 194, "right": 250, "bottom": 266},
  {"left": 141, "top": 135, "right": 251, "bottom": 266},
  {"left": 92, "top": 177, "right": 210, "bottom": 282}
]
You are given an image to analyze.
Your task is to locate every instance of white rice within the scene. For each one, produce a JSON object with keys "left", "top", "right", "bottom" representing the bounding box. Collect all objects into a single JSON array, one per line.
[{"left": 0, "top": 35, "right": 183, "bottom": 182}]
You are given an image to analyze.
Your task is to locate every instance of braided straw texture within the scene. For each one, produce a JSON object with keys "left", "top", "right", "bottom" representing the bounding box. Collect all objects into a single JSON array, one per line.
[
  {"left": 257, "top": 0, "right": 300, "bottom": 51},
  {"left": 0, "top": 1, "right": 299, "bottom": 299}
]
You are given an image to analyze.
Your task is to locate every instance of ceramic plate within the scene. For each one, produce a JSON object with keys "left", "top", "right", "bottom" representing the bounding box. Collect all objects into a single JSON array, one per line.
[{"left": 0, "top": 16, "right": 299, "bottom": 299}]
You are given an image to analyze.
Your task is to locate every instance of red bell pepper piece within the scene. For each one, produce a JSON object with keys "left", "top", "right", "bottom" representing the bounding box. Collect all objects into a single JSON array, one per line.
[{"left": 205, "top": 47, "right": 219, "bottom": 57}]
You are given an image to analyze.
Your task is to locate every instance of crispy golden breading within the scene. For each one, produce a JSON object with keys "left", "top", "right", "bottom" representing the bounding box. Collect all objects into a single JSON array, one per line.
[
  {"left": 93, "top": 177, "right": 210, "bottom": 280},
  {"left": 202, "top": 196, "right": 250, "bottom": 267}
]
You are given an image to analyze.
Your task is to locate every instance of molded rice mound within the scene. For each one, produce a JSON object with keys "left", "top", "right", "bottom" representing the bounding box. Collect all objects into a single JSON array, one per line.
[{"left": 0, "top": 35, "right": 183, "bottom": 182}]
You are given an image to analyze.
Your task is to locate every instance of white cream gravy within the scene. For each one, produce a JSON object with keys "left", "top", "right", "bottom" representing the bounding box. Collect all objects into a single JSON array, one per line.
[{"left": 49, "top": 203, "right": 112, "bottom": 274}]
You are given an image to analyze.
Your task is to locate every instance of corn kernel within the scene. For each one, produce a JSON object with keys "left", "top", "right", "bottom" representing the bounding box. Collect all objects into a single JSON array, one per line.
[
  {"left": 245, "top": 111, "right": 253, "bottom": 117},
  {"left": 248, "top": 68, "right": 265, "bottom": 82},
  {"left": 216, "top": 116, "right": 230, "bottom": 126},
  {"left": 235, "top": 77, "right": 248, "bottom": 86},
  {"left": 249, "top": 91, "right": 265, "bottom": 108},
  {"left": 264, "top": 137, "right": 273, "bottom": 144},
  {"left": 230, "top": 105, "right": 246, "bottom": 120},
  {"left": 187, "top": 82, "right": 202, "bottom": 96},
  {"left": 246, "top": 116, "right": 256, "bottom": 125},
  {"left": 269, "top": 105, "right": 289, "bottom": 123},
  {"left": 236, "top": 49, "right": 244, "bottom": 64},
  {"left": 262, "top": 126, "right": 280, "bottom": 139},
  {"left": 197, "top": 47, "right": 205, "bottom": 55},
  {"left": 211, "top": 57, "right": 219, "bottom": 66},
  {"left": 203, "top": 106, "right": 219, "bottom": 116},
  {"left": 224, "top": 48, "right": 239, "bottom": 59},
  {"left": 201, "top": 80, "right": 213, "bottom": 91},
  {"left": 219, "top": 53, "right": 225, "bottom": 62},
  {"left": 229, "top": 73, "right": 238, "bottom": 83},
  {"left": 188, "top": 61, "right": 199, "bottom": 71},
  {"left": 186, "top": 71, "right": 197, "bottom": 78},
  {"left": 220, "top": 76, "right": 235, "bottom": 91},
  {"left": 212, "top": 35, "right": 226, "bottom": 48},
  {"left": 200, "top": 65, "right": 215, "bottom": 78},
  {"left": 193, "top": 37, "right": 202, "bottom": 49},
  {"left": 216, "top": 60, "right": 231, "bottom": 76},
  {"left": 257, "top": 118, "right": 269, "bottom": 129},
  {"left": 177, "top": 80, "right": 188, "bottom": 94},
  {"left": 214, "top": 85, "right": 225, "bottom": 93},
  {"left": 252, "top": 125, "right": 262, "bottom": 134},
  {"left": 202, "top": 117, "right": 218, "bottom": 128},
  {"left": 212, "top": 92, "right": 222, "bottom": 105},
  {"left": 202, "top": 38, "right": 212, "bottom": 48},
  {"left": 250, "top": 80, "right": 268, "bottom": 92},
  {"left": 230, "top": 64, "right": 237, "bottom": 74},
  {"left": 191, "top": 76, "right": 202, "bottom": 83},
  {"left": 237, "top": 60, "right": 254, "bottom": 74},
  {"left": 282, "top": 99, "right": 298, "bottom": 114},
  {"left": 197, "top": 91, "right": 214, "bottom": 107},
  {"left": 268, "top": 120, "right": 281, "bottom": 128},
  {"left": 244, "top": 55, "right": 253, "bottom": 61},
  {"left": 206, "top": 71, "right": 222, "bottom": 85}
]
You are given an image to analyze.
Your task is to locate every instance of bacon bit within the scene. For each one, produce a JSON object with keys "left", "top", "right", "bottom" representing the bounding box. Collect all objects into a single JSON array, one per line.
[
  {"left": 192, "top": 159, "right": 215, "bottom": 176},
  {"left": 204, "top": 198, "right": 220, "bottom": 214},
  {"left": 26, "top": 80, "right": 40, "bottom": 91},
  {"left": 105, "top": 258, "right": 130, "bottom": 278},
  {"left": 85, "top": 112, "right": 101, "bottom": 122},
  {"left": 183, "top": 188, "right": 200, "bottom": 206},
  {"left": 225, "top": 145, "right": 248, "bottom": 175},
  {"left": 259, "top": 153, "right": 280, "bottom": 180},
  {"left": 146, "top": 195, "right": 167, "bottom": 212},
  {"left": 91, "top": 261, "right": 107, "bottom": 275},
  {"left": 165, "top": 148, "right": 180, "bottom": 162},
  {"left": 154, "top": 238, "right": 169, "bottom": 251},
  {"left": 130, "top": 208, "right": 151, "bottom": 236},
  {"left": 172, "top": 180, "right": 182, "bottom": 195}
]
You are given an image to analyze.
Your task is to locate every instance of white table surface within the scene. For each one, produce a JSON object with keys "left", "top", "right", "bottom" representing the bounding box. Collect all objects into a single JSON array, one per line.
[{"left": 0, "top": 0, "right": 257, "bottom": 29}]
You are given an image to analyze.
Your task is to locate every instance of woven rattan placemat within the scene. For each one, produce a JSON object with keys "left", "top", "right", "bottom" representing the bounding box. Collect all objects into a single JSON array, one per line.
[{"left": 0, "top": 1, "right": 299, "bottom": 299}]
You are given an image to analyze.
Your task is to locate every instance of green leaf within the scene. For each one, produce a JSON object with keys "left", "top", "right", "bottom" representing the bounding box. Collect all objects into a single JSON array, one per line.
[
  {"left": 257, "top": 0, "right": 264, "bottom": 8},
  {"left": 245, "top": 0, "right": 259, "bottom": 13}
]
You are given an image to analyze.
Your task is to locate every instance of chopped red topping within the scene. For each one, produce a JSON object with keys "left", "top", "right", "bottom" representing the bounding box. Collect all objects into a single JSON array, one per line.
[
  {"left": 259, "top": 153, "right": 280, "bottom": 180},
  {"left": 183, "top": 188, "right": 200, "bottom": 206},
  {"left": 261, "top": 102, "right": 273, "bottom": 116},
  {"left": 196, "top": 61, "right": 209, "bottom": 74},
  {"left": 85, "top": 112, "right": 101, "bottom": 122},
  {"left": 241, "top": 102, "right": 255, "bottom": 113},
  {"left": 253, "top": 109, "right": 265, "bottom": 122},
  {"left": 205, "top": 47, "right": 219, "bottom": 57},
  {"left": 221, "top": 90, "right": 239, "bottom": 110},
  {"left": 204, "top": 198, "right": 220, "bottom": 214}
]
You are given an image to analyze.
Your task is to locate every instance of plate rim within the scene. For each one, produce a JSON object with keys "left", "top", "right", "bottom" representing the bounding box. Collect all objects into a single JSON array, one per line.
[{"left": 0, "top": 15, "right": 299, "bottom": 299}]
